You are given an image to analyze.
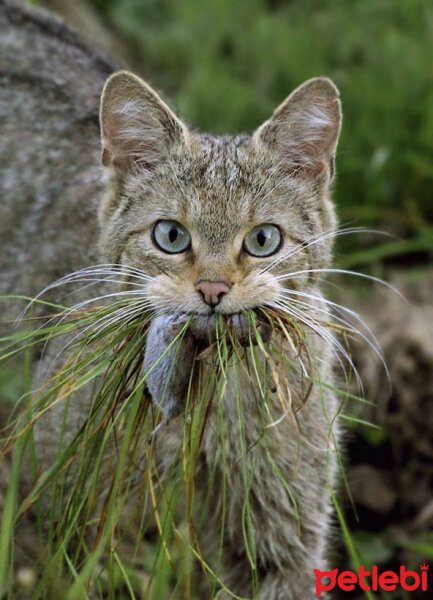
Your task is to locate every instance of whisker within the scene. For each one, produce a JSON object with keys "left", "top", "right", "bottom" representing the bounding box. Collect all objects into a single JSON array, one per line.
[
  {"left": 280, "top": 288, "right": 384, "bottom": 358},
  {"left": 276, "top": 268, "right": 406, "bottom": 301},
  {"left": 17, "top": 263, "right": 156, "bottom": 321},
  {"left": 261, "top": 226, "right": 391, "bottom": 276},
  {"left": 269, "top": 299, "right": 363, "bottom": 393},
  {"left": 47, "top": 302, "right": 150, "bottom": 368},
  {"left": 45, "top": 292, "right": 171, "bottom": 374},
  {"left": 280, "top": 295, "right": 387, "bottom": 378}
]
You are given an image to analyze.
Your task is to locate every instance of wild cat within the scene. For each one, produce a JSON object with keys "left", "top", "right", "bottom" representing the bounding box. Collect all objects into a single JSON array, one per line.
[
  {"left": 0, "top": 15, "right": 342, "bottom": 592},
  {"left": 97, "top": 71, "right": 342, "bottom": 599}
]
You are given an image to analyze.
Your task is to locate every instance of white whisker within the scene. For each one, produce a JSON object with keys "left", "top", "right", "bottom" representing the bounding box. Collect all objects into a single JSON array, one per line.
[
  {"left": 270, "top": 299, "right": 363, "bottom": 393},
  {"left": 280, "top": 288, "right": 384, "bottom": 359},
  {"left": 276, "top": 268, "right": 405, "bottom": 301},
  {"left": 17, "top": 263, "right": 156, "bottom": 322},
  {"left": 262, "top": 227, "right": 391, "bottom": 276},
  {"left": 280, "top": 294, "right": 388, "bottom": 379},
  {"left": 48, "top": 300, "right": 154, "bottom": 370}
]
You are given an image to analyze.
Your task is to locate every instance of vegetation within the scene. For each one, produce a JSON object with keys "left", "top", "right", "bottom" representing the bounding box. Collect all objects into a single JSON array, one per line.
[{"left": 0, "top": 270, "right": 366, "bottom": 599}]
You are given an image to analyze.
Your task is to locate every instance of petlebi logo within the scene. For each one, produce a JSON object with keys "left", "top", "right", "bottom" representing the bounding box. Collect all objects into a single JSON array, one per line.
[{"left": 314, "top": 563, "right": 429, "bottom": 597}]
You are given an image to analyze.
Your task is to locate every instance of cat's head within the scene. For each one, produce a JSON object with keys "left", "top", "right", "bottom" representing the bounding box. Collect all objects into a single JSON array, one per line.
[{"left": 99, "top": 71, "right": 341, "bottom": 315}]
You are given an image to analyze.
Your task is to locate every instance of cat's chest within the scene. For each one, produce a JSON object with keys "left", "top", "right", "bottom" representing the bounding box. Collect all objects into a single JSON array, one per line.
[
  {"left": 154, "top": 334, "right": 323, "bottom": 475},
  {"left": 197, "top": 346, "right": 299, "bottom": 461}
]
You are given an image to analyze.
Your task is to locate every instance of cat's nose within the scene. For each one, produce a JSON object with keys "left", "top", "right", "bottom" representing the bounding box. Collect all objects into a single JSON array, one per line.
[{"left": 196, "top": 279, "right": 231, "bottom": 307}]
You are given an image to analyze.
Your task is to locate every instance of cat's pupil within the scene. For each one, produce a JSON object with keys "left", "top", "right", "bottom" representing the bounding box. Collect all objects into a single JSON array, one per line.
[
  {"left": 257, "top": 230, "right": 267, "bottom": 247},
  {"left": 169, "top": 227, "right": 178, "bottom": 243}
]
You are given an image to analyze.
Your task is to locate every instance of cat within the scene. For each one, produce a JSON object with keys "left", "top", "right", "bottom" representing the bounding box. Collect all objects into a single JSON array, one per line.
[{"left": 96, "top": 70, "right": 342, "bottom": 599}]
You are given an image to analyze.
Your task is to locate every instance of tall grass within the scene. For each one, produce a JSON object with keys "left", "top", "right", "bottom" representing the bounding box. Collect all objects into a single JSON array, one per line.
[{"left": 0, "top": 269, "right": 379, "bottom": 599}]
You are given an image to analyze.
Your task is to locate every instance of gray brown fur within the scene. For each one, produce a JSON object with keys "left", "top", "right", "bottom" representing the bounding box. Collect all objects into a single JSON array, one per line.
[{"left": 1, "top": 2, "right": 342, "bottom": 598}]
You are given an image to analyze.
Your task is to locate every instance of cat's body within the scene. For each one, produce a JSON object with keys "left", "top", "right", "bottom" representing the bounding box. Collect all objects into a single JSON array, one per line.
[
  {"left": 152, "top": 309, "right": 337, "bottom": 599},
  {"left": 1, "top": 3, "right": 343, "bottom": 598},
  {"left": 96, "top": 72, "right": 341, "bottom": 599},
  {"left": 102, "top": 71, "right": 340, "bottom": 599}
]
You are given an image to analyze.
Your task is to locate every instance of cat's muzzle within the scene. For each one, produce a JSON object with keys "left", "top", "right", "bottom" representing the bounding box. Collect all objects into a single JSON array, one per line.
[{"left": 181, "top": 312, "right": 271, "bottom": 348}]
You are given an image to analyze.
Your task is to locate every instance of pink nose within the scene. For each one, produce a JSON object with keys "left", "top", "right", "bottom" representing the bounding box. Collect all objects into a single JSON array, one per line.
[{"left": 196, "top": 279, "right": 231, "bottom": 307}]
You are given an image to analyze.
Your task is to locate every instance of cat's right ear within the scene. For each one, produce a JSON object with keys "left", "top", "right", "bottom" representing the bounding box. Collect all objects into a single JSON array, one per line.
[{"left": 100, "top": 71, "right": 189, "bottom": 174}]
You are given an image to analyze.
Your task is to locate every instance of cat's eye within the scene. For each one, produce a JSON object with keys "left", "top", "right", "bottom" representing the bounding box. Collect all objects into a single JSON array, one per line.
[
  {"left": 243, "top": 224, "right": 282, "bottom": 257},
  {"left": 152, "top": 220, "right": 191, "bottom": 254}
]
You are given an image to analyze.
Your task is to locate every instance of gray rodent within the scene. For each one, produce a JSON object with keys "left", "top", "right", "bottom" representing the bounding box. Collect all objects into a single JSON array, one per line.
[{"left": 143, "top": 313, "right": 269, "bottom": 421}]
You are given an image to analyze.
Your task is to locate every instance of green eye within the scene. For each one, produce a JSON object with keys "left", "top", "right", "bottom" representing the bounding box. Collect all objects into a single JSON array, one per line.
[
  {"left": 152, "top": 220, "right": 191, "bottom": 254},
  {"left": 243, "top": 224, "right": 282, "bottom": 257}
]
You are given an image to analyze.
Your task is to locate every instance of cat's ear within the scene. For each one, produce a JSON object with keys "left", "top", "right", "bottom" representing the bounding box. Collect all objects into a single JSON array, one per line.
[
  {"left": 100, "top": 71, "right": 189, "bottom": 173},
  {"left": 253, "top": 77, "right": 341, "bottom": 181}
]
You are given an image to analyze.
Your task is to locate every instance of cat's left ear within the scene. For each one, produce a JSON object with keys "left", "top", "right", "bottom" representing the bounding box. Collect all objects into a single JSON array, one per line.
[
  {"left": 100, "top": 71, "right": 189, "bottom": 174},
  {"left": 253, "top": 77, "right": 341, "bottom": 181}
]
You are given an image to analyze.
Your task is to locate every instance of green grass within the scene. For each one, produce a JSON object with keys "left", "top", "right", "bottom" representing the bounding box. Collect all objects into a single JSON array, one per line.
[{"left": 0, "top": 288, "right": 371, "bottom": 599}]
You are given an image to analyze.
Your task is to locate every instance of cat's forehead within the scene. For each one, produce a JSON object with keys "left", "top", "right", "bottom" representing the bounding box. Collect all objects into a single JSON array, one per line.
[
  {"left": 171, "top": 135, "right": 267, "bottom": 236},
  {"left": 179, "top": 134, "right": 254, "bottom": 199}
]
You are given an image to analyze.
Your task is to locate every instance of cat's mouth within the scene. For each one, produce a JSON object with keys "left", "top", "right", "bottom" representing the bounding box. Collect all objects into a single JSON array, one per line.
[{"left": 182, "top": 311, "right": 271, "bottom": 347}]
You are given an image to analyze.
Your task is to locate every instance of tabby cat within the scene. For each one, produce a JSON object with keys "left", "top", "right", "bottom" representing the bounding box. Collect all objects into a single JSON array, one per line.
[{"left": 97, "top": 71, "right": 342, "bottom": 599}]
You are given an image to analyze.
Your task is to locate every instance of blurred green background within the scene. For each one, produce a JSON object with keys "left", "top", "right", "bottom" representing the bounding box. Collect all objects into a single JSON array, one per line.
[
  {"left": 21, "top": 0, "right": 433, "bottom": 598},
  {"left": 38, "top": 0, "right": 433, "bottom": 267}
]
